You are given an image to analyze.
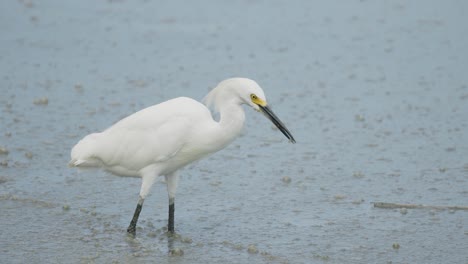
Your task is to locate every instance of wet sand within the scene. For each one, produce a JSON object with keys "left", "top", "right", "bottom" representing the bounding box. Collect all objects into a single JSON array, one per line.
[{"left": 1, "top": 1, "right": 467, "bottom": 263}]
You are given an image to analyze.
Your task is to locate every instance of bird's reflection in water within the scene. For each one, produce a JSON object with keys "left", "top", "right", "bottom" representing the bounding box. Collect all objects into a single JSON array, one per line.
[{"left": 124, "top": 229, "right": 184, "bottom": 256}]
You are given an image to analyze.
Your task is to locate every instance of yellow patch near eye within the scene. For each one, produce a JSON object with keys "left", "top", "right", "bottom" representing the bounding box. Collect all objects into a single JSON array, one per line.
[{"left": 250, "top": 93, "right": 267, "bottom": 106}]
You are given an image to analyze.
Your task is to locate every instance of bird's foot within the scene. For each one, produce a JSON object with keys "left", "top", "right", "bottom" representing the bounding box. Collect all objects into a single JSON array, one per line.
[
  {"left": 127, "top": 226, "right": 136, "bottom": 237},
  {"left": 165, "top": 226, "right": 177, "bottom": 237}
]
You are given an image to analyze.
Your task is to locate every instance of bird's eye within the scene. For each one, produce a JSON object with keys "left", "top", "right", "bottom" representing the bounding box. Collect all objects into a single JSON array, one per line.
[{"left": 250, "top": 94, "right": 258, "bottom": 100}]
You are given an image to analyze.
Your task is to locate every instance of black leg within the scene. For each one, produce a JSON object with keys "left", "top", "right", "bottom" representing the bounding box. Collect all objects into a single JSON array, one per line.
[
  {"left": 168, "top": 197, "right": 175, "bottom": 233},
  {"left": 127, "top": 198, "right": 144, "bottom": 235}
]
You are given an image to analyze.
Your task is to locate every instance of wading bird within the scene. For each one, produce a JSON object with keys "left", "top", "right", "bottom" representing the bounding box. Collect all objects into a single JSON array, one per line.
[{"left": 69, "top": 78, "right": 295, "bottom": 235}]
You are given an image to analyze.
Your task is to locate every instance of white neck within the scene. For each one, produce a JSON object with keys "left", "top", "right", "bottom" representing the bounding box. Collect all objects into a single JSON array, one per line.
[{"left": 214, "top": 103, "right": 245, "bottom": 147}]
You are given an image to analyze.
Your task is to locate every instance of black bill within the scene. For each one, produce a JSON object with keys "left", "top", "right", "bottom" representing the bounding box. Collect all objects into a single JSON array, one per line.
[{"left": 259, "top": 105, "right": 296, "bottom": 143}]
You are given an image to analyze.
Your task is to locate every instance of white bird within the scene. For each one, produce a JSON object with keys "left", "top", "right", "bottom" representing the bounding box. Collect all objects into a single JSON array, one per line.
[{"left": 69, "top": 78, "right": 295, "bottom": 235}]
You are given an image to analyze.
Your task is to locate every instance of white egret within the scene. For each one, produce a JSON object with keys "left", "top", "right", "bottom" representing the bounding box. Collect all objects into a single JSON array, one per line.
[{"left": 69, "top": 78, "right": 295, "bottom": 235}]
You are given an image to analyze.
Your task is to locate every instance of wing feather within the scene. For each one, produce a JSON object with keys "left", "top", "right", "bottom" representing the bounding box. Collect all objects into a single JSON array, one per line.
[{"left": 70, "top": 97, "right": 212, "bottom": 175}]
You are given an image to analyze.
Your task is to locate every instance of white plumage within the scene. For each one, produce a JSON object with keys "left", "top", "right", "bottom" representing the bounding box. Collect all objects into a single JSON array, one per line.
[
  {"left": 69, "top": 77, "right": 295, "bottom": 235},
  {"left": 71, "top": 97, "right": 214, "bottom": 176}
]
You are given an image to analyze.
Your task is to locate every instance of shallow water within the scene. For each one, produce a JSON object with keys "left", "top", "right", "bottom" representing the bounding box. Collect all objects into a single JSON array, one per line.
[{"left": 1, "top": 0, "right": 467, "bottom": 263}]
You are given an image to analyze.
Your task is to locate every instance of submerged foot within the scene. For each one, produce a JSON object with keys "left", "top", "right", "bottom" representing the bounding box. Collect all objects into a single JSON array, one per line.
[{"left": 127, "top": 226, "right": 136, "bottom": 236}]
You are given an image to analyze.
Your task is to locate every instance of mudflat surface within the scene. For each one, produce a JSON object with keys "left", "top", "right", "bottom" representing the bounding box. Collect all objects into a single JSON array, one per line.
[{"left": 1, "top": 1, "right": 467, "bottom": 263}]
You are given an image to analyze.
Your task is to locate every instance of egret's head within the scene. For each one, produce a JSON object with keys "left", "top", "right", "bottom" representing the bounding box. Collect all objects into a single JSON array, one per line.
[
  {"left": 206, "top": 77, "right": 296, "bottom": 144},
  {"left": 204, "top": 78, "right": 265, "bottom": 111},
  {"left": 231, "top": 78, "right": 267, "bottom": 111}
]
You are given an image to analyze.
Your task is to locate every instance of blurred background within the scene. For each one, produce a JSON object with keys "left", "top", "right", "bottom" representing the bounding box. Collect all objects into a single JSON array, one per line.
[{"left": 1, "top": 0, "right": 467, "bottom": 263}]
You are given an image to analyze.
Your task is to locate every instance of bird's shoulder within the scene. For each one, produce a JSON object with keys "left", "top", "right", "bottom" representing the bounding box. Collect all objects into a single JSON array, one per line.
[{"left": 107, "top": 96, "right": 210, "bottom": 132}]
